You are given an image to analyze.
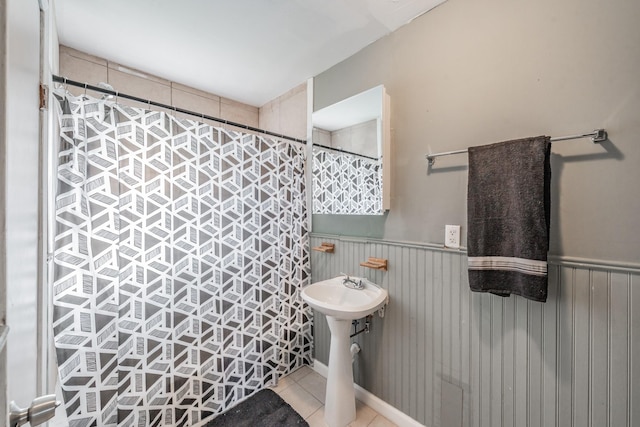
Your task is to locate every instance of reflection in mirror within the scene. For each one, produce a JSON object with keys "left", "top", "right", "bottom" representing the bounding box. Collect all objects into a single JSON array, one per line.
[
  {"left": 311, "top": 149, "right": 382, "bottom": 214},
  {"left": 311, "top": 85, "right": 390, "bottom": 215}
]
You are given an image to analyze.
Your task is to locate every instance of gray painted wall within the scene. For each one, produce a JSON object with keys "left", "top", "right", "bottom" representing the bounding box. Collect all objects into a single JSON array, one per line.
[
  {"left": 311, "top": 235, "right": 640, "bottom": 427},
  {"left": 312, "top": 0, "right": 640, "bottom": 263}
]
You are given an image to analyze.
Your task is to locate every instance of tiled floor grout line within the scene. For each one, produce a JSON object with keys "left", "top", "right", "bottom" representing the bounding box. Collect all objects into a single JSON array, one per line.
[{"left": 272, "top": 366, "right": 398, "bottom": 427}]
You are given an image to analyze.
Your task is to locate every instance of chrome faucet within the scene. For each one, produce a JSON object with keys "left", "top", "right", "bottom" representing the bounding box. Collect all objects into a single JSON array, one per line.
[{"left": 340, "top": 273, "right": 364, "bottom": 290}]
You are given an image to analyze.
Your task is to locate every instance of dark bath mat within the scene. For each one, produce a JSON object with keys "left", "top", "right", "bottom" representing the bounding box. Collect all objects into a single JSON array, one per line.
[{"left": 206, "top": 389, "right": 309, "bottom": 427}]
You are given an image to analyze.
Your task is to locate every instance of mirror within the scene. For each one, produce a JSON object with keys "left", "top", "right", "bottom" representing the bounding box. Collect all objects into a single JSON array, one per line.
[{"left": 311, "top": 85, "right": 390, "bottom": 215}]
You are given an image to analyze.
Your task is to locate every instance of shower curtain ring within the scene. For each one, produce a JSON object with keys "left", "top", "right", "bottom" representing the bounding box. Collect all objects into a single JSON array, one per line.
[{"left": 83, "top": 83, "right": 88, "bottom": 97}]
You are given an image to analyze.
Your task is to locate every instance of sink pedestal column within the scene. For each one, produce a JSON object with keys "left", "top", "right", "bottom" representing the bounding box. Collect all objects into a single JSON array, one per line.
[{"left": 324, "top": 316, "right": 356, "bottom": 427}]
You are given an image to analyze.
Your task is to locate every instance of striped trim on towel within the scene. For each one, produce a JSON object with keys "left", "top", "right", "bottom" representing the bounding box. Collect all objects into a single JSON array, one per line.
[{"left": 468, "top": 256, "right": 547, "bottom": 276}]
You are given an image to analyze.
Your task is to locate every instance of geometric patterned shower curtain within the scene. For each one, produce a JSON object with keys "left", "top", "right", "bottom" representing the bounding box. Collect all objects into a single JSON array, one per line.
[
  {"left": 51, "top": 93, "right": 312, "bottom": 426},
  {"left": 312, "top": 148, "right": 382, "bottom": 215}
]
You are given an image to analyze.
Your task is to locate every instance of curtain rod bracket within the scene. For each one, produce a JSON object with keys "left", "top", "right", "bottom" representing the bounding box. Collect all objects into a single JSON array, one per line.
[{"left": 592, "top": 129, "right": 608, "bottom": 143}]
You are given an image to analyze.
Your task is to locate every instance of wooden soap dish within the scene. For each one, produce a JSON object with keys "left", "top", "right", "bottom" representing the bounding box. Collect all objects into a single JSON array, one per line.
[
  {"left": 312, "top": 242, "right": 335, "bottom": 253},
  {"left": 359, "top": 257, "right": 388, "bottom": 271}
]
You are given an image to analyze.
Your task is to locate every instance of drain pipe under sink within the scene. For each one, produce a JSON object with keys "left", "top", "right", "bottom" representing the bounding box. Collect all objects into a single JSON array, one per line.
[{"left": 350, "top": 342, "right": 360, "bottom": 363}]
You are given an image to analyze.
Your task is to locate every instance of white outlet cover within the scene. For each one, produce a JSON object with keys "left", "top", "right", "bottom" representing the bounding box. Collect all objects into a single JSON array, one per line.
[{"left": 445, "top": 225, "right": 461, "bottom": 249}]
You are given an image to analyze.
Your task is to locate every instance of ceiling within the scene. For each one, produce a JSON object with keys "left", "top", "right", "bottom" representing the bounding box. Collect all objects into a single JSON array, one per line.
[{"left": 54, "top": 0, "right": 446, "bottom": 107}]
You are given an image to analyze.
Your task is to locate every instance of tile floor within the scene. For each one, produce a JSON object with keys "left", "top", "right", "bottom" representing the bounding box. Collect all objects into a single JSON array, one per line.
[{"left": 270, "top": 365, "right": 398, "bottom": 427}]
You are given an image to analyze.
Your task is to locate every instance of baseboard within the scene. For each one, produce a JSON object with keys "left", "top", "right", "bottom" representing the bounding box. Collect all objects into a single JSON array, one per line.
[{"left": 311, "top": 359, "right": 426, "bottom": 427}]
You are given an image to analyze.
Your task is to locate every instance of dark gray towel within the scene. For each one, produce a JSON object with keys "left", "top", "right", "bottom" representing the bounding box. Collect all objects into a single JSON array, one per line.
[{"left": 467, "top": 136, "right": 551, "bottom": 302}]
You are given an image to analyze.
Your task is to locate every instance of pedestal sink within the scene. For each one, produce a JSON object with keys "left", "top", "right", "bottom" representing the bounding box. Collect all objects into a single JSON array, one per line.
[{"left": 301, "top": 276, "right": 388, "bottom": 427}]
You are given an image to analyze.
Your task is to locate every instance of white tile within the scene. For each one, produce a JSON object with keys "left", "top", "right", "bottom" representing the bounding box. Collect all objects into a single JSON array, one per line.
[
  {"left": 347, "top": 400, "right": 378, "bottom": 427},
  {"left": 312, "top": 128, "right": 331, "bottom": 146},
  {"left": 366, "top": 414, "right": 398, "bottom": 427},
  {"left": 289, "top": 365, "right": 314, "bottom": 382},
  {"left": 108, "top": 61, "right": 171, "bottom": 85},
  {"left": 269, "top": 375, "right": 295, "bottom": 394},
  {"left": 220, "top": 99, "right": 259, "bottom": 127},
  {"left": 278, "top": 88, "right": 307, "bottom": 140},
  {"left": 172, "top": 81, "right": 221, "bottom": 101},
  {"left": 258, "top": 100, "right": 279, "bottom": 135},
  {"left": 58, "top": 52, "right": 108, "bottom": 98},
  {"left": 108, "top": 69, "right": 172, "bottom": 105},
  {"left": 306, "top": 407, "right": 327, "bottom": 427},
  {"left": 59, "top": 45, "right": 107, "bottom": 66},
  {"left": 171, "top": 88, "right": 221, "bottom": 118},
  {"left": 258, "top": 85, "right": 307, "bottom": 138},
  {"left": 331, "top": 127, "right": 352, "bottom": 150},
  {"left": 297, "top": 371, "right": 327, "bottom": 404},
  {"left": 278, "top": 383, "right": 323, "bottom": 419}
]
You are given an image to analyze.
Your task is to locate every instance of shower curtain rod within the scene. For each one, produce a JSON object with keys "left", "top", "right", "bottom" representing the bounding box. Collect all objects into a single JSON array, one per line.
[
  {"left": 51, "top": 75, "right": 307, "bottom": 144},
  {"left": 425, "top": 129, "right": 607, "bottom": 165},
  {"left": 313, "top": 143, "right": 379, "bottom": 161}
]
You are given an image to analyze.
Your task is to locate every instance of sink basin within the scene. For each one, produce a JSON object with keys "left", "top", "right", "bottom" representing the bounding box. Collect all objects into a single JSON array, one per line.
[
  {"left": 301, "top": 276, "right": 389, "bottom": 427},
  {"left": 301, "top": 276, "right": 388, "bottom": 320}
]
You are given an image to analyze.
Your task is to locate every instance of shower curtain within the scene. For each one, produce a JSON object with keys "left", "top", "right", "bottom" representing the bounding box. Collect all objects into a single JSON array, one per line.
[
  {"left": 312, "top": 148, "right": 382, "bottom": 215},
  {"left": 51, "top": 93, "right": 311, "bottom": 426}
]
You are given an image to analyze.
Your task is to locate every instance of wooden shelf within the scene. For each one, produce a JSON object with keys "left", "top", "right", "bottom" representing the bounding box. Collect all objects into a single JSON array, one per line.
[
  {"left": 359, "top": 257, "right": 388, "bottom": 271},
  {"left": 312, "top": 242, "right": 335, "bottom": 253}
]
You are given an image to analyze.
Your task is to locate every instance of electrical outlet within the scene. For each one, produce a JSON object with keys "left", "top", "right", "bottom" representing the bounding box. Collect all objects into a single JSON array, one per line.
[{"left": 445, "top": 225, "right": 461, "bottom": 249}]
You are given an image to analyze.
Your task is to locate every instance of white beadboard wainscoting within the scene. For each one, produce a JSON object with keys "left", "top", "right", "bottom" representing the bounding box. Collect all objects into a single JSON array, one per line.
[{"left": 309, "top": 234, "right": 640, "bottom": 427}]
